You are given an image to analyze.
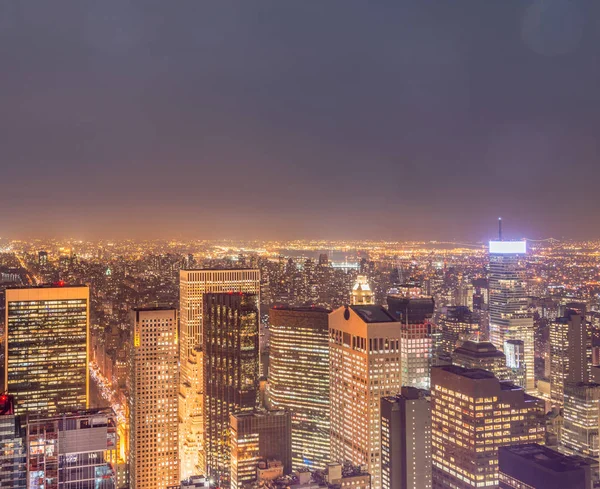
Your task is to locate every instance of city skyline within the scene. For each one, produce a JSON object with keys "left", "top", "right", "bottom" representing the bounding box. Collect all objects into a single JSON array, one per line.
[{"left": 2, "top": 2, "right": 600, "bottom": 240}]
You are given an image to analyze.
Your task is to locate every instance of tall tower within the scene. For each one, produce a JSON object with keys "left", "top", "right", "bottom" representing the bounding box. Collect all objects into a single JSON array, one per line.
[
  {"left": 203, "top": 293, "right": 259, "bottom": 486},
  {"left": 550, "top": 309, "right": 588, "bottom": 406},
  {"left": 268, "top": 306, "right": 331, "bottom": 470},
  {"left": 178, "top": 268, "right": 260, "bottom": 478},
  {"left": 488, "top": 239, "right": 535, "bottom": 390},
  {"left": 329, "top": 305, "right": 402, "bottom": 489},
  {"left": 380, "top": 387, "right": 432, "bottom": 489},
  {"left": 431, "top": 365, "right": 545, "bottom": 489},
  {"left": 387, "top": 296, "right": 434, "bottom": 389},
  {"left": 5, "top": 285, "right": 89, "bottom": 415},
  {"left": 129, "top": 307, "right": 179, "bottom": 489}
]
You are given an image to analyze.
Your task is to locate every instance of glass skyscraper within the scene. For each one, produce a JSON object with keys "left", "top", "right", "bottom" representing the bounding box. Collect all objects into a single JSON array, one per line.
[
  {"left": 4, "top": 285, "right": 89, "bottom": 415},
  {"left": 268, "top": 306, "right": 330, "bottom": 470},
  {"left": 203, "top": 293, "right": 259, "bottom": 486},
  {"left": 488, "top": 241, "right": 535, "bottom": 390}
]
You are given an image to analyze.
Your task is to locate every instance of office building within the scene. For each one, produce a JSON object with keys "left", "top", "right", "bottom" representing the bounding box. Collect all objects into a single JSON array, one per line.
[
  {"left": 488, "top": 239, "right": 535, "bottom": 390},
  {"left": 498, "top": 444, "right": 592, "bottom": 489},
  {"left": 550, "top": 310, "right": 588, "bottom": 406},
  {"left": 38, "top": 251, "right": 48, "bottom": 267},
  {"left": 352, "top": 275, "right": 375, "bottom": 305},
  {"left": 25, "top": 408, "right": 117, "bottom": 489},
  {"left": 268, "top": 306, "right": 330, "bottom": 470},
  {"left": 504, "top": 340, "right": 527, "bottom": 388},
  {"left": 329, "top": 305, "right": 402, "bottom": 489},
  {"left": 5, "top": 285, "right": 89, "bottom": 415},
  {"left": 451, "top": 340, "right": 509, "bottom": 380},
  {"left": 179, "top": 268, "right": 260, "bottom": 479},
  {"left": 431, "top": 365, "right": 545, "bottom": 489},
  {"left": 128, "top": 307, "right": 179, "bottom": 489},
  {"left": 203, "top": 293, "right": 259, "bottom": 486},
  {"left": 0, "top": 394, "right": 26, "bottom": 489},
  {"left": 438, "top": 306, "right": 477, "bottom": 358},
  {"left": 380, "top": 387, "right": 431, "bottom": 489},
  {"left": 387, "top": 296, "right": 434, "bottom": 389},
  {"left": 561, "top": 382, "right": 600, "bottom": 458},
  {"left": 230, "top": 409, "right": 292, "bottom": 489}
]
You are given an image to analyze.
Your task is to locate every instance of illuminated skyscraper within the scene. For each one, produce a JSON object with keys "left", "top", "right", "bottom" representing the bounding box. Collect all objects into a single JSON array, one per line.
[
  {"left": 438, "top": 306, "right": 477, "bottom": 359},
  {"left": 268, "top": 306, "right": 330, "bottom": 470},
  {"left": 230, "top": 409, "right": 292, "bottom": 489},
  {"left": 488, "top": 240, "right": 535, "bottom": 390},
  {"left": 179, "top": 268, "right": 260, "bottom": 478},
  {"left": 561, "top": 382, "right": 600, "bottom": 458},
  {"left": 128, "top": 307, "right": 179, "bottom": 489},
  {"left": 431, "top": 365, "right": 545, "bottom": 489},
  {"left": 550, "top": 310, "right": 588, "bottom": 406},
  {"left": 329, "top": 305, "right": 402, "bottom": 489},
  {"left": 380, "top": 387, "right": 432, "bottom": 489},
  {"left": 352, "top": 275, "right": 374, "bottom": 305},
  {"left": 25, "top": 408, "right": 118, "bottom": 489},
  {"left": 203, "top": 293, "right": 259, "bottom": 486},
  {"left": 0, "top": 394, "right": 26, "bottom": 489},
  {"left": 4, "top": 285, "right": 89, "bottom": 415},
  {"left": 387, "top": 296, "right": 434, "bottom": 389}
]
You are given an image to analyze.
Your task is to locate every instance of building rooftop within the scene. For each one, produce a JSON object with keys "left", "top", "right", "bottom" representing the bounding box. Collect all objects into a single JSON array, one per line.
[
  {"left": 271, "top": 305, "right": 332, "bottom": 314},
  {"left": 500, "top": 444, "right": 592, "bottom": 473},
  {"left": 349, "top": 305, "right": 397, "bottom": 323},
  {"left": 453, "top": 340, "right": 505, "bottom": 358},
  {"left": 437, "top": 365, "right": 496, "bottom": 380}
]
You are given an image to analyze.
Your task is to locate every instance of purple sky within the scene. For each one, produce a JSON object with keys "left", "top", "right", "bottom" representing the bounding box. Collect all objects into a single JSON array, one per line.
[{"left": 1, "top": 1, "right": 599, "bottom": 241}]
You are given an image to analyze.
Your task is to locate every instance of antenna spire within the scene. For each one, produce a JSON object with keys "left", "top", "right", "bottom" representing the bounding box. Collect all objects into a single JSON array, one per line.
[{"left": 498, "top": 217, "right": 503, "bottom": 241}]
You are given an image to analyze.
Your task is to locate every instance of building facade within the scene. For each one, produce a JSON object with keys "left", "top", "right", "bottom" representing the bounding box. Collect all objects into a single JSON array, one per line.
[
  {"left": 203, "top": 293, "right": 260, "bottom": 486},
  {"left": 230, "top": 409, "right": 292, "bottom": 489},
  {"left": 561, "top": 382, "right": 600, "bottom": 458},
  {"left": 25, "top": 409, "right": 117, "bottom": 489},
  {"left": 329, "top": 305, "right": 402, "bottom": 489},
  {"left": 5, "top": 285, "right": 89, "bottom": 415},
  {"left": 431, "top": 365, "right": 545, "bottom": 489},
  {"left": 451, "top": 340, "right": 509, "bottom": 380},
  {"left": 179, "top": 268, "right": 260, "bottom": 479},
  {"left": 380, "top": 387, "right": 432, "bottom": 489},
  {"left": 550, "top": 311, "right": 588, "bottom": 406},
  {"left": 268, "top": 306, "right": 330, "bottom": 470},
  {"left": 488, "top": 241, "right": 535, "bottom": 391},
  {"left": 128, "top": 307, "right": 179, "bottom": 489},
  {"left": 387, "top": 296, "right": 434, "bottom": 389},
  {"left": 0, "top": 394, "right": 26, "bottom": 489}
]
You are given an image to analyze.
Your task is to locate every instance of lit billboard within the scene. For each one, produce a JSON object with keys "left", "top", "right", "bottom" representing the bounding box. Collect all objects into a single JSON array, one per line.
[{"left": 489, "top": 240, "right": 526, "bottom": 254}]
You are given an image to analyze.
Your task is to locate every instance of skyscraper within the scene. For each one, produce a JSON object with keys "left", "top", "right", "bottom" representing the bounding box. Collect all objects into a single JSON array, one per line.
[
  {"left": 179, "top": 268, "right": 260, "bottom": 478},
  {"left": 230, "top": 409, "right": 292, "bottom": 489},
  {"left": 25, "top": 408, "right": 118, "bottom": 489},
  {"left": 268, "top": 306, "right": 330, "bottom": 470},
  {"left": 387, "top": 296, "right": 434, "bottom": 389},
  {"left": 5, "top": 285, "right": 89, "bottom": 415},
  {"left": 128, "top": 307, "right": 179, "bottom": 489},
  {"left": 203, "top": 293, "right": 259, "bottom": 486},
  {"left": 561, "top": 381, "right": 600, "bottom": 458},
  {"left": 0, "top": 394, "right": 26, "bottom": 489},
  {"left": 438, "top": 306, "right": 477, "bottom": 360},
  {"left": 329, "top": 305, "right": 402, "bottom": 489},
  {"left": 431, "top": 365, "right": 545, "bottom": 489},
  {"left": 380, "top": 387, "right": 432, "bottom": 489},
  {"left": 488, "top": 240, "right": 535, "bottom": 390},
  {"left": 550, "top": 310, "right": 588, "bottom": 406}
]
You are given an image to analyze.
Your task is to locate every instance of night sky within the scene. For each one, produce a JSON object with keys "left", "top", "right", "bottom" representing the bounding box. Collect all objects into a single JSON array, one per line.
[{"left": 1, "top": 1, "right": 600, "bottom": 241}]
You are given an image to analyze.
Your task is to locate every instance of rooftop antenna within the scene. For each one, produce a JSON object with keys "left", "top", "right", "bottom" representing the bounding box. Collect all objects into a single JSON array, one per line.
[{"left": 498, "top": 217, "right": 503, "bottom": 241}]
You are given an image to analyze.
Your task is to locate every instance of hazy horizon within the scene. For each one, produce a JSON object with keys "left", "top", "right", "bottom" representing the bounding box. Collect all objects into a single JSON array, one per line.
[{"left": 2, "top": 1, "right": 599, "bottom": 240}]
